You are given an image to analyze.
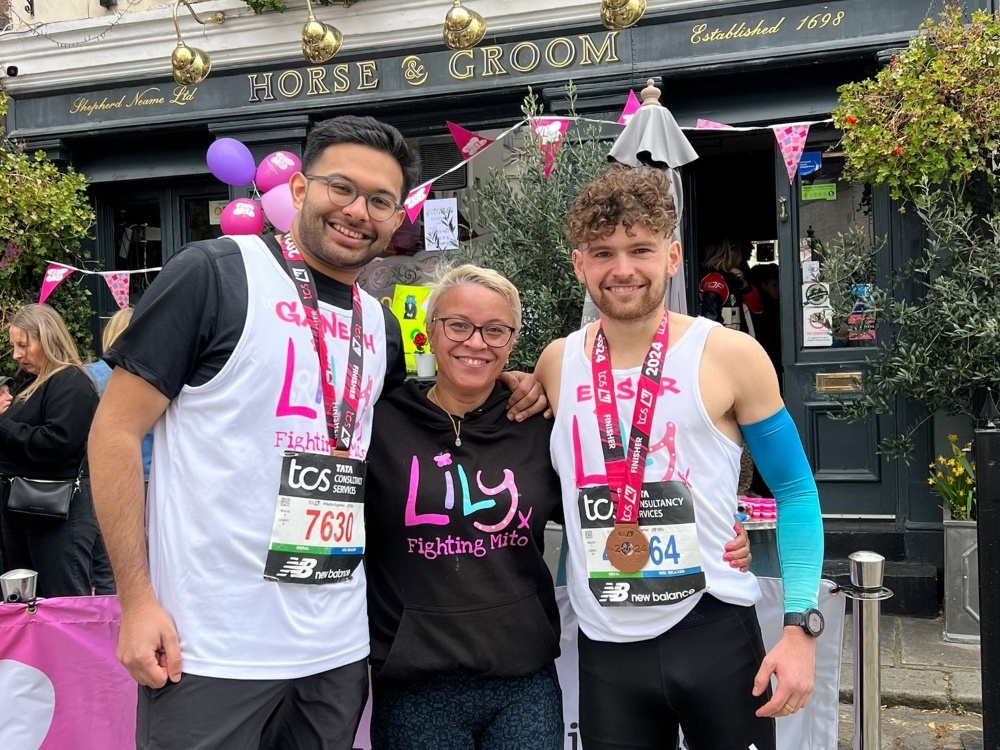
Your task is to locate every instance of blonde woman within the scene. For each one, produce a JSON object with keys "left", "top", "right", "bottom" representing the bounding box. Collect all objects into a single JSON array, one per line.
[{"left": 0, "top": 303, "right": 100, "bottom": 595}]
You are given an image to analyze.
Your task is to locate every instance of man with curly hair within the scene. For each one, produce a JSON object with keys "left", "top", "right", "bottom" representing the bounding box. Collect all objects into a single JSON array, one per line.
[{"left": 535, "top": 167, "right": 824, "bottom": 750}]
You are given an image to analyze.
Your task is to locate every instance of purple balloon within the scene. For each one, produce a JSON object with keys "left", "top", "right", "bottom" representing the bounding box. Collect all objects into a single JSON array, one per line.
[
  {"left": 255, "top": 151, "right": 302, "bottom": 194},
  {"left": 220, "top": 198, "right": 264, "bottom": 236},
  {"left": 206, "top": 138, "right": 256, "bottom": 187},
  {"left": 261, "top": 183, "right": 298, "bottom": 233}
]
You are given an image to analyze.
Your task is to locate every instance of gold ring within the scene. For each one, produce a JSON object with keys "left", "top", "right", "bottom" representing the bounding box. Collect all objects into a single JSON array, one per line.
[{"left": 783, "top": 703, "right": 797, "bottom": 714}]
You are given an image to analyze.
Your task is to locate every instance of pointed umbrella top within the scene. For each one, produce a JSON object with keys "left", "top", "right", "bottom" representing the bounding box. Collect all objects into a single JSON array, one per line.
[{"left": 608, "top": 78, "right": 698, "bottom": 169}]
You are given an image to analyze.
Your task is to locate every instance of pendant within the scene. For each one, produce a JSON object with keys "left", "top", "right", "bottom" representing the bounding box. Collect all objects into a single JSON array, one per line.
[
  {"left": 455, "top": 437, "right": 462, "bottom": 447},
  {"left": 606, "top": 524, "right": 650, "bottom": 573}
]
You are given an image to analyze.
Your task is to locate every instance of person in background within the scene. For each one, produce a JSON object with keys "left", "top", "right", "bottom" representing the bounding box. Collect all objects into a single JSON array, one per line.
[
  {"left": 85, "top": 307, "right": 153, "bottom": 595},
  {"left": 699, "top": 239, "right": 764, "bottom": 334},
  {"left": 0, "top": 303, "right": 100, "bottom": 597}
]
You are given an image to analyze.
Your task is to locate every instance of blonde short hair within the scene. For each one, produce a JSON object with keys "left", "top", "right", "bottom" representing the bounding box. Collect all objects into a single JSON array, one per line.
[
  {"left": 102, "top": 307, "right": 134, "bottom": 352},
  {"left": 426, "top": 264, "right": 522, "bottom": 330},
  {"left": 8, "top": 303, "right": 83, "bottom": 401},
  {"left": 702, "top": 240, "right": 744, "bottom": 272}
]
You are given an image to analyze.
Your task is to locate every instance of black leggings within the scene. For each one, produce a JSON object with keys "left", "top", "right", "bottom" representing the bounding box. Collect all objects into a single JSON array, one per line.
[{"left": 578, "top": 597, "right": 776, "bottom": 750}]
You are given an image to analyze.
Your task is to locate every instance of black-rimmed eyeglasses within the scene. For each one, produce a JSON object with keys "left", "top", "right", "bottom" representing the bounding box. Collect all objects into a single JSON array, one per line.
[
  {"left": 432, "top": 317, "right": 517, "bottom": 348},
  {"left": 304, "top": 175, "right": 403, "bottom": 222}
]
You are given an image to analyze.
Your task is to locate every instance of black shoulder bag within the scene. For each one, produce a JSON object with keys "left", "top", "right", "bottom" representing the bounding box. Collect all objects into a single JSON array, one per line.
[{"left": 6, "top": 471, "right": 81, "bottom": 520}]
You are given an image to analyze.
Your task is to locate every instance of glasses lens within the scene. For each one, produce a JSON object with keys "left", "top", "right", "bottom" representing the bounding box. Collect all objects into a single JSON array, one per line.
[
  {"left": 326, "top": 180, "right": 357, "bottom": 206},
  {"left": 366, "top": 195, "right": 398, "bottom": 221},
  {"left": 443, "top": 320, "right": 473, "bottom": 341},
  {"left": 482, "top": 326, "right": 513, "bottom": 346}
]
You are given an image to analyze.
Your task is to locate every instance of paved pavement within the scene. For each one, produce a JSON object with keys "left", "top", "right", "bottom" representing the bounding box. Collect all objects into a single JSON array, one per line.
[{"left": 836, "top": 614, "right": 984, "bottom": 748}]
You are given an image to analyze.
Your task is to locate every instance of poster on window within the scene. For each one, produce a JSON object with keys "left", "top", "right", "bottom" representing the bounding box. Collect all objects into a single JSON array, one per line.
[
  {"left": 422, "top": 198, "right": 459, "bottom": 251},
  {"left": 803, "top": 305, "right": 833, "bottom": 347}
]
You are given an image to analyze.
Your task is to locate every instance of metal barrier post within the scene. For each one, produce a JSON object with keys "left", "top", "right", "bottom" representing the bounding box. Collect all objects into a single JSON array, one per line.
[{"left": 845, "top": 550, "right": 891, "bottom": 750}]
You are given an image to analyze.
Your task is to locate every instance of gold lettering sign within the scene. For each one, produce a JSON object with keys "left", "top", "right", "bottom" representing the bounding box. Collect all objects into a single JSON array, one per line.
[
  {"left": 69, "top": 85, "right": 199, "bottom": 116},
  {"left": 690, "top": 9, "right": 844, "bottom": 44},
  {"left": 244, "top": 31, "right": 621, "bottom": 104}
]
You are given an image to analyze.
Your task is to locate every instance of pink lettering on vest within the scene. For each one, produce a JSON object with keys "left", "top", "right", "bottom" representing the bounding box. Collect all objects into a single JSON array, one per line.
[{"left": 276, "top": 338, "right": 319, "bottom": 419}]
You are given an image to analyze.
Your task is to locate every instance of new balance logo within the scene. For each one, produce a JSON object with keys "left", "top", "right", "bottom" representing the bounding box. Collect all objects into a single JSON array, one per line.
[
  {"left": 599, "top": 582, "right": 630, "bottom": 603},
  {"left": 276, "top": 557, "right": 318, "bottom": 579}
]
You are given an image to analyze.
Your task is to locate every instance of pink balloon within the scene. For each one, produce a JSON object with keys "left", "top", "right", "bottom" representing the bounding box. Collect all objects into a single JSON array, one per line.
[
  {"left": 220, "top": 198, "right": 265, "bottom": 236},
  {"left": 255, "top": 151, "right": 302, "bottom": 194},
  {"left": 261, "top": 183, "right": 298, "bottom": 233}
]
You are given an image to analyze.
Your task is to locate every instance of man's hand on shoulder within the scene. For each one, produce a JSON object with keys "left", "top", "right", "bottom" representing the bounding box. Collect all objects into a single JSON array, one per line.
[{"left": 498, "top": 371, "right": 550, "bottom": 421}]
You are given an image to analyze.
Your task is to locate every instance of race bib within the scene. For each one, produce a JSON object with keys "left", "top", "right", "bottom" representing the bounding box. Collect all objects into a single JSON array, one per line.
[
  {"left": 264, "top": 452, "right": 366, "bottom": 585},
  {"left": 578, "top": 480, "right": 705, "bottom": 607}
]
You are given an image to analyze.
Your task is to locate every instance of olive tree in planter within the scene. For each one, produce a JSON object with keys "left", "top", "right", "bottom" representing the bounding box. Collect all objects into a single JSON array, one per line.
[
  {"left": 829, "top": 4, "right": 1000, "bottom": 640},
  {"left": 456, "top": 87, "right": 609, "bottom": 371}
]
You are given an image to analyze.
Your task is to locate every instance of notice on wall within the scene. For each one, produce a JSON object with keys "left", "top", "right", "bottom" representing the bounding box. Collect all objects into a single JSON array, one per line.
[
  {"left": 801, "top": 260, "right": 820, "bottom": 282},
  {"left": 803, "top": 305, "right": 833, "bottom": 347},
  {"left": 209, "top": 200, "right": 227, "bottom": 226},
  {"left": 801, "top": 183, "right": 837, "bottom": 201},
  {"left": 802, "top": 281, "right": 829, "bottom": 307},
  {"left": 423, "top": 198, "right": 459, "bottom": 251}
]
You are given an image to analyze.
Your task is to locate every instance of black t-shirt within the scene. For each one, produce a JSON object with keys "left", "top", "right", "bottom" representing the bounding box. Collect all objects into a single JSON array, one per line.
[{"left": 105, "top": 234, "right": 406, "bottom": 400}]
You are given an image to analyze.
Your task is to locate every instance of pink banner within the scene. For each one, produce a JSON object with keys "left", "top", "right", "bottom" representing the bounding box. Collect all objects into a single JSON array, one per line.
[
  {"left": 773, "top": 123, "right": 811, "bottom": 184},
  {"left": 446, "top": 121, "right": 495, "bottom": 160},
  {"left": 531, "top": 117, "right": 571, "bottom": 178},
  {"left": 104, "top": 273, "right": 131, "bottom": 310},
  {"left": 403, "top": 181, "right": 433, "bottom": 224},
  {"left": 695, "top": 119, "right": 735, "bottom": 129},
  {"left": 0, "top": 596, "right": 136, "bottom": 750},
  {"left": 617, "top": 90, "right": 641, "bottom": 125},
  {"left": 38, "top": 263, "right": 74, "bottom": 305}
]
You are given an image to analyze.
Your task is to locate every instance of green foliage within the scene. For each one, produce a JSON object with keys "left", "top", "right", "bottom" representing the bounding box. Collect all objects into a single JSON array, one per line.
[
  {"left": 834, "top": 5, "right": 1000, "bottom": 201},
  {"left": 826, "top": 185, "right": 1000, "bottom": 458},
  {"left": 242, "top": 0, "right": 367, "bottom": 12},
  {"left": 0, "top": 92, "right": 96, "bottom": 370},
  {"left": 456, "top": 85, "right": 610, "bottom": 371}
]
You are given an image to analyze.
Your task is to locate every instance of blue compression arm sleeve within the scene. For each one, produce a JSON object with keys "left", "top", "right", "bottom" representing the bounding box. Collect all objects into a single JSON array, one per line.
[{"left": 741, "top": 408, "right": 823, "bottom": 612}]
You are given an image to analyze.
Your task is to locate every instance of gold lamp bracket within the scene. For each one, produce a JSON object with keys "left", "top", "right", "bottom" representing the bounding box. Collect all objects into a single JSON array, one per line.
[{"left": 171, "top": 0, "right": 226, "bottom": 86}]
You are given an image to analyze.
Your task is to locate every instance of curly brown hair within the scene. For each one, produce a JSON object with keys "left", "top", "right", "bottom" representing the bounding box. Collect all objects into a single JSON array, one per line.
[{"left": 564, "top": 166, "right": 677, "bottom": 245}]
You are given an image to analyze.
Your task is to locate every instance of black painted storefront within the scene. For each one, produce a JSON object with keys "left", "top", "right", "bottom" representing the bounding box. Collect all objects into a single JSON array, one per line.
[{"left": 7, "top": 0, "right": 990, "bottom": 610}]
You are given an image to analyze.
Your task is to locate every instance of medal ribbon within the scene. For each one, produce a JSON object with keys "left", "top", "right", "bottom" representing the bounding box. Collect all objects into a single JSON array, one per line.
[
  {"left": 279, "top": 234, "right": 364, "bottom": 453},
  {"left": 590, "top": 310, "right": 670, "bottom": 525}
]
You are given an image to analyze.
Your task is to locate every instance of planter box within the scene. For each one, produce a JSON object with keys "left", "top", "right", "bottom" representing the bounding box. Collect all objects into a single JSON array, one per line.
[{"left": 943, "top": 508, "right": 980, "bottom": 643}]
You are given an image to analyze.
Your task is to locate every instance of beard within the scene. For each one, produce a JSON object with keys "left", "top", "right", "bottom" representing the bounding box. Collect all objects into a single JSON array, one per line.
[
  {"left": 589, "top": 277, "right": 667, "bottom": 322},
  {"left": 294, "top": 199, "right": 385, "bottom": 272}
]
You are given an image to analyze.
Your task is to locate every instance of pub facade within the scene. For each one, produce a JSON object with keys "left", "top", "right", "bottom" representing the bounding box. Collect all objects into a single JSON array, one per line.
[{"left": 4, "top": 0, "right": 990, "bottom": 611}]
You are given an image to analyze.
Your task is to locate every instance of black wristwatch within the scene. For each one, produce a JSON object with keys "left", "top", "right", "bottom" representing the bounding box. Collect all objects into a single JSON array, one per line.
[{"left": 784, "top": 609, "right": 825, "bottom": 637}]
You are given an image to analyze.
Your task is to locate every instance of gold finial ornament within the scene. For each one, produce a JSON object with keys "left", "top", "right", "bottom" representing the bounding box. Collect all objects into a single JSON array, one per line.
[
  {"left": 600, "top": 0, "right": 646, "bottom": 30},
  {"left": 302, "top": 0, "right": 344, "bottom": 63},
  {"left": 443, "top": 0, "right": 487, "bottom": 51},
  {"left": 170, "top": 0, "right": 225, "bottom": 86}
]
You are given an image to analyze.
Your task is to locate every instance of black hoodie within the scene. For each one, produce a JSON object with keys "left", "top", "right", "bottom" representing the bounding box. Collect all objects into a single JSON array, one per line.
[{"left": 366, "top": 379, "right": 562, "bottom": 683}]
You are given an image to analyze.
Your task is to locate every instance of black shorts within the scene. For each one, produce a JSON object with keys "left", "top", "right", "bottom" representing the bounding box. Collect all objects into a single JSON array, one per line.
[
  {"left": 136, "top": 659, "right": 368, "bottom": 750},
  {"left": 578, "top": 596, "right": 776, "bottom": 750}
]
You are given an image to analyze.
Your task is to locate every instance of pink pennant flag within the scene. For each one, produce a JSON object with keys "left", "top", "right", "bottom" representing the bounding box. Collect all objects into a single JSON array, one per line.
[
  {"left": 403, "top": 181, "right": 434, "bottom": 224},
  {"left": 695, "top": 119, "right": 735, "bottom": 129},
  {"left": 0, "top": 596, "right": 136, "bottom": 749},
  {"left": 772, "top": 123, "right": 811, "bottom": 183},
  {"left": 104, "top": 272, "right": 131, "bottom": 310},
  {"left": 447, "top": 121, "right": 495, "bottom": 161},
  {"left": 38, "top": 263, "right": 74, "bottom": 304},
  {"left": 531, "top": 117, "right": 571, "bottom": 178},
  {"left": 617, "top": 90, "right": 641, "bottom": 125}
]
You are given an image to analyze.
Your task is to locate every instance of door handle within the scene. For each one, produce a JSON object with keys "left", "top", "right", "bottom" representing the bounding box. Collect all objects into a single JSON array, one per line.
[
  {"left": 816, "top": 372, "right": 863, "bottom": 393},
  {"left": 778, "top": 196, "right": 788, "bottom": 223}
]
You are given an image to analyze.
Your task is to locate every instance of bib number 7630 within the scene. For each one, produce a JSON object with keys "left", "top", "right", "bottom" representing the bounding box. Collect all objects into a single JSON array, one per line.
[{"left": 305, "top": 509, "right": 354, "bottom": 543}]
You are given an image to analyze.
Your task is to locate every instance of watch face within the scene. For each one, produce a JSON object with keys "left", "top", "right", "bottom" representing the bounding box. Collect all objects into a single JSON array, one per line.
[{"left": 806, "top": 610, "right": 824, "bottom": 635}]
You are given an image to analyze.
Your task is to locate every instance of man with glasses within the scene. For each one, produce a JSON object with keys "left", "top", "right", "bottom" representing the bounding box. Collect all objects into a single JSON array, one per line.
[{"left": 89, "top": 116, "right": 543, "bottom": 750}]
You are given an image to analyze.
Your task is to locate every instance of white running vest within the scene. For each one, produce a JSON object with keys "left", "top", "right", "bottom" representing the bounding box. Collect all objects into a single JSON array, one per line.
[
  {"left": 551, "top": 316, "right": 760, "bottom": 643},
  {"left": 147, "top": 235, "right": 387, "bottom": 679}
]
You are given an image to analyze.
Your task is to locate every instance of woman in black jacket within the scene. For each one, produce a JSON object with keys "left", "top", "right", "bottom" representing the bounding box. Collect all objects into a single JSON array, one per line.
[{"left": 0, "top": 303, "right": 100, "bottom": 596}]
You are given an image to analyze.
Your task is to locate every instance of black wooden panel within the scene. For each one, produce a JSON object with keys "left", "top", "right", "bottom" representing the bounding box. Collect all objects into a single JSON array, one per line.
[{"left": 807, "top": 402, "right": 881, "bottom": 483}]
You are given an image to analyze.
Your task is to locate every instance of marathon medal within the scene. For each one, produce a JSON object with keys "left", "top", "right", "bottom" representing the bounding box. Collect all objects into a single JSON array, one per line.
[{"left": 591, "top": 311, "right": 669, "bottom": 574}]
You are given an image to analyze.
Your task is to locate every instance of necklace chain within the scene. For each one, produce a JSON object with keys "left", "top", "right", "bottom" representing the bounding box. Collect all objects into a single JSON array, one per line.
[{"left": 428, "top": 387, "right": 462, "bottom": 447}]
